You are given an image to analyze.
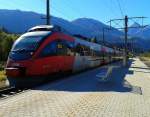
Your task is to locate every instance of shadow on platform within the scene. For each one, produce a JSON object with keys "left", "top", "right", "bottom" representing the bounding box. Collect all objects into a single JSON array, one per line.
[{"left": 36, "top": 59, "right": 142, "bottom": 94}]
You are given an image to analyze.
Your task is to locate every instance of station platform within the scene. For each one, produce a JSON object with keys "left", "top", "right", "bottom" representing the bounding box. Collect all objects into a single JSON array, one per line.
[{"left": 1, "top": 58, "right": 150, "bottom": 117}]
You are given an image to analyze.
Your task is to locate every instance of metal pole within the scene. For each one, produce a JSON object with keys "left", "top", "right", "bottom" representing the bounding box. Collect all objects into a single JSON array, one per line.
[
  {"left": 102, "top": 28, "right": 105, "bottom": 45},
  {"left": 46, "top": 0, "right": 50, "bottom": 25},
  {"left": 102, "top": 28, "right": 105, "bottom": 62},
  {"left": 123, "top": 15, "right": 128, "bottom": 66}
]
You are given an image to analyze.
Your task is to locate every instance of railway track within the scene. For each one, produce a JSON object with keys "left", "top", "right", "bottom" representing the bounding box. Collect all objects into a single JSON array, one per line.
[{"left": 0, "top": 87, "right": 28, "bottom": 99}]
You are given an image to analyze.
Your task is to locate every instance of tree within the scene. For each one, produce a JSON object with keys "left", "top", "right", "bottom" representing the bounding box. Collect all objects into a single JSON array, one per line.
[{"left": 0, "top": 30, "right": 18, "bottom": 61}]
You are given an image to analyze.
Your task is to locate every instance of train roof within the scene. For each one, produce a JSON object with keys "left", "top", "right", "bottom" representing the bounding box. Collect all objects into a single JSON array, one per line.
[
  {"left": 22, "top": 31, "right": 51, "bottom": 37},
  {"left": 28, "top": 25, "right": 62, "bottom": 32}
]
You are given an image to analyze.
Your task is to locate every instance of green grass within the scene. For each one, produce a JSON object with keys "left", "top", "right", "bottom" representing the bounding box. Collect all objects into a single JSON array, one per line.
[
  {"left": 140, "top": 52, "right": 150, "bottom": 58},
  {"left": 0, "top": 62, "right": 6, "bottom": 81},
  {"left": 0, "top": 70, "right": 6, "bottom": 81},
  {"left": 139, "top": 53, "right": 150, "bottom": 68}
]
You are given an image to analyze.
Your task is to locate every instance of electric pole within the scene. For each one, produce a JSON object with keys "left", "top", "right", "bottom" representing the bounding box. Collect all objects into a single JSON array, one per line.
[
  {"left": 46, "top": 0, "right": 50, "bottom": 25},
  {"left": 102, "top": 27, "right": 111, "bottom": 62},
  {"left": 102, "top": 28, "right": 105, "bottom": 62},
  {"left": 124, "top": 15, "right": 128, "bottom": 66},
  {"left": 107, "top": 16, "right": 147, "bottom": 67},
  {"left": 102, "top": 27, "right": 111, "bottom": 45},
  {"left": 102, "top": 28, "right": 105, "bottom": 45}
]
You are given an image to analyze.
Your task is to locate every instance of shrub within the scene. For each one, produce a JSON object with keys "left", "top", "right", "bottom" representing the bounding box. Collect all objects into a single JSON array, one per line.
[{"left": 0, "top": 29, "right": 19, "bottom": 61}]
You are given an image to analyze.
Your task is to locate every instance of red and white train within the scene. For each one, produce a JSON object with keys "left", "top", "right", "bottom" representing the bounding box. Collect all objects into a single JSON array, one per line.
[{"left": 5, "top": 25, "right": 123, "bottom": 88}]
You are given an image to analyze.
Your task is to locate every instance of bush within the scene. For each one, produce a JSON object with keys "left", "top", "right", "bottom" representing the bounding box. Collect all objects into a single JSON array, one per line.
[
  {"left": 140, "top": 52, "right": 150, "bottom": 58},
  {"left": 0, "top": 70, "right": 6, "bottom": 81},
  {"left": 0, "top": 62, "right": 6, "bottom": 81},
  {"left": 0, "top": 29, "right": 19, "bottom": 61},
  {"left": 0, "top": 29, "right": 19, "bottom": 82}
]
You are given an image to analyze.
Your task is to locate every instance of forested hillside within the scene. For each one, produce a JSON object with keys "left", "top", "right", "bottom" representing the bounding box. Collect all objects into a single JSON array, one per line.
[{"left": 0, "top": 28, "right": 19, "bottom": 61}]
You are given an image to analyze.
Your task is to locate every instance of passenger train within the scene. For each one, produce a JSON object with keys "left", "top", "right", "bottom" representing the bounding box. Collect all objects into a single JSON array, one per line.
[{"left": 5, "top": 25, "right": 123, "bottom": 88}]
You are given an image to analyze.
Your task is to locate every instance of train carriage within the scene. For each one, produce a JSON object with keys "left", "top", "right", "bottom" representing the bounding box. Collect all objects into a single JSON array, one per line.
[{"left": 5, "top": 25, "right": 123, "bottom": 88}]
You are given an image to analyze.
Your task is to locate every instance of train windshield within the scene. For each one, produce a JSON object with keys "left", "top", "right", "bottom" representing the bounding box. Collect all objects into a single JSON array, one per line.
[
  {"left": 9, "top": 34, "right": 47, "bottom": 60},
  {"left": 11, "top": 36, "right": 43, "bottom": 52}
]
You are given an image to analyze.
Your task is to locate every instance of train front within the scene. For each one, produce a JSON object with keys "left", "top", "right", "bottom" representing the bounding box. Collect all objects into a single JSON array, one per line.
[{"left": 5, "top": 31, "right": 50, "bottom": 88}]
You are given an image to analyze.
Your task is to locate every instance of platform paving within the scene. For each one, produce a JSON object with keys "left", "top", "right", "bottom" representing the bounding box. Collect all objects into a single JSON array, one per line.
[{"left": 1, "top": 58, "right": 150, "bottom": 117}]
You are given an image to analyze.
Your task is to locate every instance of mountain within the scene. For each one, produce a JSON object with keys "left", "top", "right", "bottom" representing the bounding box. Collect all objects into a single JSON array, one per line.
[
  {"left": 128, "top": 22, "right": 141, "bottom": 35},
  {"left": 0, "top": 9, "right": 98, "bottom": 36},
  {"left": 128, "top": 22, "right": 150, "bottom": 39},
  {"left": 72, "top": 18, "right": 124, "bottom": 43},
  {"left": 139, "top": 26, "right": 150, "bottom": 39},
  {"left": 0, "top": 9, "right": 44, "bottom": 33},
  {"left": 0, "top": 9, "right": 124, "bottom": 42},
  {"left": 2, "top": 9, "right": 150, "bottom": 51},
  {"left": 128, "top": 22, "right": 150, "bottom": 51},
  {"left": 72, "top": 18, "right": 122, "bottom": 35},
  {"left": 0, "top": 9, "right": 86, "bottom": 36}
]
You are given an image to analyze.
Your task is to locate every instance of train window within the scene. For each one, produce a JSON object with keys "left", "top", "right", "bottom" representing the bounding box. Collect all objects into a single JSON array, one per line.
[
  {"left": 57, "top": 41, "right": 67, "bottom": 55},
  {"left": 75, "top": 44, "right": 83, "bottom": 56},
  {"left": 57, "top": 39, "right": 74, "bottom": 56},
  {"left": 40, "top": 41, "right": 57, "bottom": 57},
  {"left": 12, "top": 36, "right": 44, "bottom": 52},
  {"left": 57, "top": 40, "right": 74, "bottom": 56},
  {"left": 74, "top": 44, "right": 92, "bottom": 56},
  {"left": 57, "top": 43, "right": 63, "bottom": 49},
  {"left": 40, "top": 39, "right": 75, "bottom": 57}
]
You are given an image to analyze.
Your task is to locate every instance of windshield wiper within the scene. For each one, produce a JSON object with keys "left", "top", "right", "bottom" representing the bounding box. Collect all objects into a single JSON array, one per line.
[{"left": 12, "top": 48, "right": 34, "bottom": 52}]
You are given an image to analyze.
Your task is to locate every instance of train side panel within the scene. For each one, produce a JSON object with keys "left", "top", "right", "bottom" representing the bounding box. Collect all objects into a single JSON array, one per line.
[{"left": 27, "top": 56, "right": 74, "bottom": 76}]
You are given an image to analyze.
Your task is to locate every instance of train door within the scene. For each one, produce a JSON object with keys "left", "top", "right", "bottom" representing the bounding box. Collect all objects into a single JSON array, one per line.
[
  {"left": 56, "top": 40, "right": 67, "bottom": 72},
  {"left": 31, "top": 41, "right": 59, "bottom": 75},
  {"left": 101, "top": 46, "right": 106, "bottom": 64},
  {"left": 56, "top": 40, "right": 74, "bottom": 72}
]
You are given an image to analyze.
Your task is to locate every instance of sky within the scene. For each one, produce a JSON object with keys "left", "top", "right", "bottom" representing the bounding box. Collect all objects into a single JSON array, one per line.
[{"left": 0, "top": 0, "right": 149, "bottom": 27}]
